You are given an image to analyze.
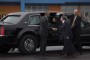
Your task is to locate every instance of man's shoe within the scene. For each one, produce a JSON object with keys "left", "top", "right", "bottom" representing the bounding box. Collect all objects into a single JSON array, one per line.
[
  {"left": 79, "top": 52, "right": 82, "bottom": 55},
  {"left": 69, "top": 52, "right": 79, "bottom": 58},
  {"left": 59, "top": 53, "right": 64, "bottom": 55},
  {"left": 62, "top": 55, "right": 71, "bottom": 59},
  {"left": 40, "top": 53, "right": 48, "bottom": 56}
]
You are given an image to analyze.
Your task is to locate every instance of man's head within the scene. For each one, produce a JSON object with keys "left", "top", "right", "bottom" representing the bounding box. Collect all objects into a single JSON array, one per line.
[
  {"left": 60, "top": 16, "right": 67, "bottom": 22},
  {"left": 74, "top": 9, "right": 79, "bottom": 15}
]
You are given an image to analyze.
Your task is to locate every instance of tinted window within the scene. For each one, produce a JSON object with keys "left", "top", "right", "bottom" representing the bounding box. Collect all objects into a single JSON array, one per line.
[
  {"left": 28, "top": 15, "right": 41, "bottom": 25},
  {"left": 81, "top": 21, "right": 90, "bottom": 28},
  {"left": 1, "top": 15, "right": 21, "bottom": 24},
  {"left": 81, "top": 21, "right": 85, "bottom": 28}
]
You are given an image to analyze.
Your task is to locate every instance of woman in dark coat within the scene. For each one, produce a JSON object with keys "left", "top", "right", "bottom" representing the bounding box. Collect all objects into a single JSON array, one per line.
[{"left": 48, "top": 17, "right": 59, "bottom": 40}]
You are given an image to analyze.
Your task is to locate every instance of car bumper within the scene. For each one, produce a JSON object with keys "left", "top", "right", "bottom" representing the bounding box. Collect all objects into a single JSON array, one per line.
[{"left": 0, "top": 35, "right": 17, "bottom": 45}]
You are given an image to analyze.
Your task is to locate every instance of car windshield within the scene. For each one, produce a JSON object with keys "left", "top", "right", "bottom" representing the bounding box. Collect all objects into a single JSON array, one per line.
[{"left": 0, "top": 15, "right": 21, "bottom": 24}]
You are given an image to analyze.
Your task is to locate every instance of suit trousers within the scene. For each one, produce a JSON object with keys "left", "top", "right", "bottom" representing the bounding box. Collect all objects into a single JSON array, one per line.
[
  {"left": 72, "top": 30, "right": 82, "bottom": 53},
  {"left": 63, "top": 37, "right": 77, "bottom": 55},
  {"left": 40, "top": 34, "right": 47, "bottom": 55}
]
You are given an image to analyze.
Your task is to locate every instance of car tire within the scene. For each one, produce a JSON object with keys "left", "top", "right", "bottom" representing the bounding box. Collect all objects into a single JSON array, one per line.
[
  {"left": 0, "top": 46, "right": 10, "bottom": 54},
  {"left": 18, "top": 35, "right": 37, "bottom": 54}
]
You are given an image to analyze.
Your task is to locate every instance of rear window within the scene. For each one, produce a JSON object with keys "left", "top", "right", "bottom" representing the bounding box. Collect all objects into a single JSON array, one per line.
[{"left": 1, "top": 15, "right": 21, "bottom": 24}]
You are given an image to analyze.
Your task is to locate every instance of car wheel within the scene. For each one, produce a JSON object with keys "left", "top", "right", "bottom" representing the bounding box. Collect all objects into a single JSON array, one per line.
[
  {"left": 19, "top": 35, "right": 37, "bottom": 54},
  {"left": 0, "top": 46, "right": 11, "bottom": 54}
]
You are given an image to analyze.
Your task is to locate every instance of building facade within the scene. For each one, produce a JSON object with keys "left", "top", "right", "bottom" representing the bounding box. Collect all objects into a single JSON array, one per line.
[{"left": 0, "top": 0, "right": 90, "bottom": 19}]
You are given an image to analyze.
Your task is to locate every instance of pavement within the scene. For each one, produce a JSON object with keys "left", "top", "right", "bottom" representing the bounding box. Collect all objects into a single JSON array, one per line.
[{"left": 0, "top": 46, "right": 90, "bottom": 60}]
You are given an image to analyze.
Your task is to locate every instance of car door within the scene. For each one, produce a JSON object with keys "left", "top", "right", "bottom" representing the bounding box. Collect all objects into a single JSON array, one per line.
[
  {"left": 28, "top": 15, "right": 41, "bottom": 34},
  {"left": 81, "top": 21, "right": 90, "bottom": 43}
]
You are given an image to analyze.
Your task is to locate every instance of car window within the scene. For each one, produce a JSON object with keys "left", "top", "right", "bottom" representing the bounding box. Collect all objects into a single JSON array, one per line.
[
  {"left": 81, "top": 21, "right": 90, "bottom": 28},
  {"left": 81, "top": 21, "right": 85, "bottom": 28},
  {"left": 1, "top": 15, "right": 21, "bottom": 24},
  {"left": 28, "top": 15, "right": 41, "bottom": 25}
]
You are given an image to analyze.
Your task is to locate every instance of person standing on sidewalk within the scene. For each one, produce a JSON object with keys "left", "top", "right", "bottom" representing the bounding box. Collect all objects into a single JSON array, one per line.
[
  {"left": 71, "top": 9, "right": 82, "bottom": 54},
  {"left": 58, "top": 16, "right": 78, "bottom": 57},
  {"left": 39, "top": 13, "right": 48, "bottom": 56}
]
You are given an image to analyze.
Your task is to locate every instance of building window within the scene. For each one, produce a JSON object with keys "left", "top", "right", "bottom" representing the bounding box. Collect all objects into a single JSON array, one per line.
[
  {"left": 61, "top": 6, "right": 78, "bottom": 13},
  {"left": 26, "top": 6, "right": 48, "bottom": 12}
]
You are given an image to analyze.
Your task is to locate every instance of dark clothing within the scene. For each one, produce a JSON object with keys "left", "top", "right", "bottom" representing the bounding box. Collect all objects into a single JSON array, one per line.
[
  {"left": 58, "top": 20, "right": 72, "bottom": 40},
  {"left": 71, "top": 14, "right": 82, "bottom": 53},
  {"left": 71, "top": 15, "right": 81, "bottom": 31},
  {"left": 58, "top": 20, "right": 77, "bottom": 55},
  {"left": 57, "top": 24, "right": 63, "bottom": 40},
  {"left": 62, "top": 20, "right": 73, "bottom": 39},
  {"left": 40, "top": 16, "right": 48, "bottom": 55},
  {"left": 48, "top": 22, "right": 58, "bottom": 40}
]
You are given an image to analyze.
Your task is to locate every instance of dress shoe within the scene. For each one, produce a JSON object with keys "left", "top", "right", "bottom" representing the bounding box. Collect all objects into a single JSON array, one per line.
[
  {"left": 40, "top": 53, "right": 48, "bottom": 56},
  {"left": 59, "top": 53, "right": 64, "bottom": 55},
  {"left": 69, "top": 52, "right": 79, "bottom": 58}
]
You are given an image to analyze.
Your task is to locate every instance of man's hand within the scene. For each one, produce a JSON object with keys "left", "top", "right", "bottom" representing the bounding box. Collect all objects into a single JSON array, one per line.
[
  {"left": 66, "top": 36, "right": 69, "bottom": 39},
  {"left": 52, "top": 27, "right": 57, "bottom": 31}
]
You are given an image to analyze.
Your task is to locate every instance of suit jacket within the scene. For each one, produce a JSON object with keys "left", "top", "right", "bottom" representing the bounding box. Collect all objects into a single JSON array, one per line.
[
  {"left": 39, "top": 16, "right": 48, "bottom": 36},
  {"left": 71, "top": 14, "right": 81, "bottom": 31},
  {"left": 58, "top": 20, "right": 73, "bottom": 39}
]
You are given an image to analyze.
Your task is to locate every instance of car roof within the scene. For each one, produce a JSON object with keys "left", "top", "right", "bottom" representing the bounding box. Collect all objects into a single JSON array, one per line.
[
  {"left": 7, "top": 11, "right": 48, "bottom": 16},
  {"left": 7, "top": 12, "right": 74, "bottom": 17}
]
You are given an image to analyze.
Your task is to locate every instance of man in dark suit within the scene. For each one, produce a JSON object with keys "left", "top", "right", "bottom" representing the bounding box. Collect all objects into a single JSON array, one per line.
[
  {"left": 71, "top": 9, "right": 82, "bottom": 54},
  {"left": 39, "top": 13, "right": 48, "bottom": 55},
  {"left": 58, "top": 16, "right": 78, "bottom": 57}
]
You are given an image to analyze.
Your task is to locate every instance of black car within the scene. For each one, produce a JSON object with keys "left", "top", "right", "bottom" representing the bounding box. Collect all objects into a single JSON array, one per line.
[{"left": 0, "top": 12, "right": 90, "bottom": 54}]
